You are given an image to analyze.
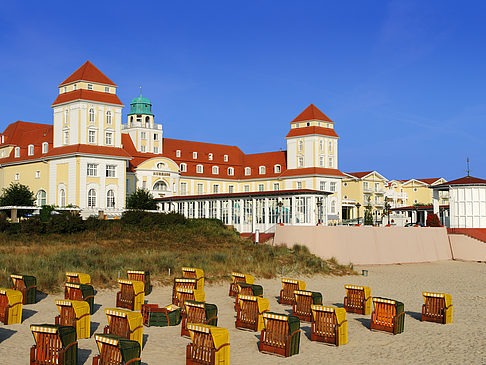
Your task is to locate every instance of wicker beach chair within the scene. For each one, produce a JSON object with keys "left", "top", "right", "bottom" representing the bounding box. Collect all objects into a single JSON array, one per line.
[
  {"left": 30, "top": 325, "right": 77, "bottom": 365},
  {"left": 175, "top": 288, "right": 206, "bottom": 315},
  {"left": 181, "top": 301, "right": 218, "bottom": 337},
  {"left": 186, "top": 324, "right": 230, "bottom": 365},
  {"left": 235, "top": 295, "right": 269, "bottom": 332},
  {"left": 104, "top": 308, "right": 143, "bottom": 348},
  {"left": 370, "top": 297, "right": 405, "bottom": 334},
  {"left": 310, "top": 305, "right": 348, "bottom": 346},
  {"left": 127, "top": 270, "right": 152, "bottom": 296},
  {"left": 182, "top": 267, "right": 205, "bottom": 290},
  {"left": 422, "top": 292, "right": 453, "bottom": 324},
  {"left": 116, "top": 279, "right": 145, "bottom": 312},
  {"left": 0, "top": 288, "right": 23, "bottom": 325},
  {"left": 93, "top": 333, "right": 141, "bottom": 365},
  {"left": 10, "top": 274, "right": 37, "bottom": 304},
  {"left": 55, "top": 300, "right": 90, "bottom": 339},
  {"left": 229, "top": 272, "right": 254, "bottom": 297},
  {"left": 234, "top": 283, "right": 263, "bottom": 311},
  {"left": 142, "top": 303, "right": 181, "bottom": 327},
  {"left": 344, "top": 285, "right": 372, "bottom": 315},
  {"left": 279, "top": 278, "right": 306, "bottom": 305},
  {"left": 292, "top": 290, "right": 323, "bottom": 322},
  {"left": 172, "top": 278, "right": 197, "bottom": 304},
  {"left": 259, "top": 312, "right": 301, "bottom": 357},
  {"left": 64, "top": 282, "right": 95, "bottom": 315},
  {"left": 65, "top": 272, "right": 91, "bottom": 285}
]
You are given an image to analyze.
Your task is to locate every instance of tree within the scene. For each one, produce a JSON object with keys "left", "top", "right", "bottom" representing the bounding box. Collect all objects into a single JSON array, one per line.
[
  {"left": 0, "top": 183, "right": 35, "bottom": 217},
  {"left": 126, "top": 188, "right": 157, "bottom": 210},
  {"left": 364, "top": 202, "right": 374, "bottom": 225},
  {"left": 426, "top": 213, "right": 441, "bottom": 227}
]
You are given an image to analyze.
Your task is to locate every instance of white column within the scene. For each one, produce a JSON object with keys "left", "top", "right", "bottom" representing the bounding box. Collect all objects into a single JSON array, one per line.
[
  {"left": 251, "top": 198, "right": 256, "bottom": 233},
  {"left": 432, "top": 189, "right": 440, "bottom": 215},
  {"left": 264, "top": 198, "right": 269, "bottom": 232},
  {"left": 291, "top": 197, "right": 296, "bottom": 225},
  {"left": 310, "top": 195, "right": 316, "bottom": 225}
]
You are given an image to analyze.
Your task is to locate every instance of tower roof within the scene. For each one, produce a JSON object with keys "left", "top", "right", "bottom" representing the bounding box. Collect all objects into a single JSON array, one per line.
[
  {"left": 59, "top": 60, "right": 117, "bottom": 87},
  {"left": 291, "top": 104, "right": 333, "bottom": 124},
  {"left": 128, "top": 93, "right": 153, "bottom": 116}
]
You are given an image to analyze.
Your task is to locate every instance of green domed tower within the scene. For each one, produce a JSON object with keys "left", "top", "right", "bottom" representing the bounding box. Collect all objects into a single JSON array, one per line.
[{"left": 128, "top": 95, "right": 154, "bottom": 116}]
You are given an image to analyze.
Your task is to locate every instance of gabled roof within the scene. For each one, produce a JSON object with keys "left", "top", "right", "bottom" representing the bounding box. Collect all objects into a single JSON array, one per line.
[
  {"left": 52, "top": 89, "right": 123, "bottom": 107},
  {"left": 345, "top": 171, "right": 375, "bottom": 179},
  {"left": 402, "top": 178, "right": 443, "bottom": 186},
  {"left": 1, "top": 121, "right": 52, "bottom": 146},
  {"left": 59, "top": 60, "right": 117, "bottom": 87},
  {"left": 291, "top": 104, "right": 333, "bottom": 123},
  {"left": 280, "top": 167, "right": 345, "bottom": 178},
  {"left": 285, "top": 126, "right": 339, "bottom": 138},
  {"left": 432, "top": 176, "right": 486, "bottom": 188}
]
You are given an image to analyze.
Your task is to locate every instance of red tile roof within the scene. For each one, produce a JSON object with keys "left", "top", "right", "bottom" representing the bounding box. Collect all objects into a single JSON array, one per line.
[
  {"left": 345, "top": 171, "right": 375, "bottom": 179},
  {"left": 45, "top": 144, "right": 131, "bottom": 158},
  {"left": 1, "top": 121, "right": 52, "bottom": 146},
  {"left": 52, "top": 89, "right": 123, "bottom": 106},
  {"left": 415, "top": 178, "right": 442, "bottom": 185},
  {"left": 285, "top": 126, "right": 339, "bottom": 138},
  {"left": 280, "top": 167, "right": 346, "bottom": 178},
  {"left": 291, "top": 104, "right": 333, "bottom": 123},
  {"left": 433, "top": 176, "right": 486, "bottom": 187},
  {"left": 59, "top": 60, "right": 117, "bottom": 87}
]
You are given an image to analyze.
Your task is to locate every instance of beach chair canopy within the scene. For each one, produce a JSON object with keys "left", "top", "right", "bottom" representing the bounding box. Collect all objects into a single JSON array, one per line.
[
  {"left": 64, "top": 282, "right": 95, "bottom": 314},
  {"left": 280, "top": 279, "right": 306, "bottom": 305},
  {"left": 127, "top": 270, "right": 151, "bottom": 295},
  {"left": 422, "top": 292, "right": 453, "bottom": 324},
  {"left": 66, "top": 272, "right": 91, "bottom": 285},
  {"left": 176, "top": 287, "right": 206, "bottom": 304},
  {"left": 344, "top": 285, "right": 372, "bottom": 315},
  {"left": 55, "top": 299, "right": 90, "bottom": 339},
  {"left": 105, "top": 308, "right": 143, "bottom": 348},
  {"left": 236, "top": 295, "right": 270, "bottom": 331},
  {"left": 260, "top": 312, "right": 301, "bottom": 357},
  {"left": 237, "top": 283, "right": 263, "bottom": 297},
  {"left": 310, "top": 305, "right": 348, "bottom": 346},
  {"left": 185, "top": 301, "right": 218, "bottom": 325},
  {"left": 173, "top": 278, "right": 197, "bottom": 302},
  {"left": 182, "top": 267, "right": 205, "bottom": 289},
  {"left": 10, "top": 274, "right": 37, "bottom": 304},
  {"left": 95, "top": 333, "right": 141, "bottom": 365},
  {"left": 187, "top": 324, "right": 230, "bottom": 365},
  {"left": 0, "top": 288, "right": 23, "bottom": 324},
  {"left": 30, "top": 324, "right": 77, "bottom": 365},
  {"left": 293, "top": 290, "right": 323, "bottom": 322},
  {"left": 371, "top": 297, "right": 405, "bottom": 334},
  {"left": 231, "top": 272, "right": 254, "bottom": 284},
  {"left": 117, "top": 279, "right": 145, "bottom": 311}
]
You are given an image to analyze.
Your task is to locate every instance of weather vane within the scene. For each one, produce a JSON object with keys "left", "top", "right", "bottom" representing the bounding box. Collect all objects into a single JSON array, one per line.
[
  {"left": 466, "top": 157, "right": 470, "bottom": 177},
  {"left": 139, "top": 85, "right": 142, "bottom": 97}
]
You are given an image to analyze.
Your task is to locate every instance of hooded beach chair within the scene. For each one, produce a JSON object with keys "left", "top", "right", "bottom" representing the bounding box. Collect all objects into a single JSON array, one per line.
[
  {"left": 0, "top": 288, "right": 23, "bottom": 325},
  {"left": 279, "top": 278, "right": 305, "bottom": 305},
  {"left": 65, "top": 272, "right": 91, "bottom": 285},
  {"left": 182, "top": 267, "right": 205, "bottom": 290},
  {"left": 116, "top": 279, "right": 145, "bottom": 312},
  {"left": 55, "top": 300, "right": 90, "bottom": 339},
  {"left": 235, "top": 295, "right": 269, "bottom": 332},
  {"left": 181, "top": 301, "right": 218, "bottom": 337},
  {"left": 370, "top": 297, "right": 405, "bottom": 335},
  {"left": 344, "top": 285, "right": 372, "bottom": 315},
  {"left": 172, "top": 278, "right": 197, "bottom": 304},
  {"left": 64, "top": 282, "right": 95, "bottom": 315},
  {"left": 93, "top": 334, "right": 141, "bottom": 365},
  {"left": 422, "top": 292, "right": 453, "bottom": 324},
  {"left": 186, "top": 324, "right": 230, "bottom": 365},
  {"left": 310, "top": 305, "right": 348, "bottom": 346},
  {"left": 30, "top": 325, "right": 77, "bottom": 365},
  {"left": 259, "top": 312, "right": 300, "bottom": 357},
  {"left": 142, "top": 303, "right": 182, "bottom": 327},
  {"left": 127, "top": 270, "right": 152, "bottom": 296},
  {"left": 292, "top": 290, "right": 323, "bottom": 322},
  {"left": 175, "top": 287, "right": 206, "bottom": 315},
  {"left": 234, "top": 283, "right": 264, "bottom": 311},
  {"left": 229, "top": 272, "right": 254, "bottom": 297},
  {"left": 10, "top": 274, "right": 37, "bottom": 304},
  {"left": 104, "top": 308, "right": 143, "bottom": 349}
]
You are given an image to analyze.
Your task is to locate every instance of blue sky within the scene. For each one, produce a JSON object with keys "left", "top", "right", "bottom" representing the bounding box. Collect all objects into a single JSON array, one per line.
[{"left": 1, "top": 0, "right": 485, "bottom": 179}]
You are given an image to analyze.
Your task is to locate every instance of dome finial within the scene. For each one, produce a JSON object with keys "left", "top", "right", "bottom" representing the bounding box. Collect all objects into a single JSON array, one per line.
[{"left": 139, "top": 85, "right": 142, "bottom": 97}]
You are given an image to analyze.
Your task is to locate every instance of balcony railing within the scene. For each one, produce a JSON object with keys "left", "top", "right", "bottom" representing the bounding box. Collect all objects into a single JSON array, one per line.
[{"left": 122, "top": 122, "right": 163, "bottom": 130}]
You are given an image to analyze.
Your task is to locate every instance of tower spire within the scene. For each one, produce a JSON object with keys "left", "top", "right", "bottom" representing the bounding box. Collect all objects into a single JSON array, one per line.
[
  {"left": 466, "top": 157, "right": 470, "bottom": 177},
  {"left": 139, "top": 85, "right": 142, "bottom": 97}
]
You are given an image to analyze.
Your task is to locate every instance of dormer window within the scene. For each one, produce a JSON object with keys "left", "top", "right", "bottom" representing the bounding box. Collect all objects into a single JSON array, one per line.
[
  {"left": 73, "top": 84, "right": 76, "bottom": 90},
  {"left": 227, "top": 167, "right": 234, "bottom": 176},
  {"left": 306, "top": 122, "right": 310, "bottom": 126},
  {"left": 245, "top": 167, "right": 251, "bottom": 176},
  {"left": 14, "top": 147, "right": 20, "bottom": 158},
  {"left": 105, "top": 87, "right": 110, "bottom": 93},
  {"left": 224, "top": 154, "right": 228, "bottom": 162},
  {"left": 196, "top": 164, "right": 203, "bottom": 173},
  {"left": 274, "top": 164, "right": 281, "bottom": 173},
  {"left": 42, "top": 142, "right": 48, "bottom": 154},
  {"left": 63, "top": 87, "right": 67, "bottom": 93},
  {"left": 208, "top": 153, "right": 213, "bottom": 161},
  {"left": 28, "top": 144, "right": 34, "bottom": 156},
  {"left": 180, "top": 163, "right": 187, "bottom": 172},
  {"left": 176, "top": 150, "right": 181, "bottom": 157},
  {"left": 193, "top": 152, "right": 197, "bottom": 159},
  {"left": 212, "top": 166, "right": 219, "bottom": 175},
  {"left": 87, "top": 84, "right": 93, "bottom": 90},
  {"left": 259, "top": 166, "right": 266, "bottom": 175}
]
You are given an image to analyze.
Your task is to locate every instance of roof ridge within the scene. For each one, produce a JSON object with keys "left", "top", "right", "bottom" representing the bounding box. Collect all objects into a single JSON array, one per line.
[{"left": 59, "top": 60, "right": 117, "bottom": 87}]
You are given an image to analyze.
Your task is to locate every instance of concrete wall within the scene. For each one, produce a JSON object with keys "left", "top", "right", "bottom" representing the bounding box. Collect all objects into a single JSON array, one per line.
[
  {"left": 448, "top": 234, "right": 486, "bottom": 262},
  {"left": 274, "top": 225, "right": 452, "bottom": 265}
]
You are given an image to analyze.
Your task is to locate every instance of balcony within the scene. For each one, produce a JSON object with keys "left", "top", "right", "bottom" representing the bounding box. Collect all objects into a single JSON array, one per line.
[
  {"left": 122, "top": 122, "right": 162, "bottom": 130},
  {"left": 363, "top": 187, "right": 373, "bottom": 194},
  {"left": 374, "top": 188, "right": 385, "bottom": 195}
]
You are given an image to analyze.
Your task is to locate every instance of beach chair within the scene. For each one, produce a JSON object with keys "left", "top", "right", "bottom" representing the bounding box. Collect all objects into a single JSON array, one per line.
[
  {"left": 104, "top": 308, "right": 143, "bottom": 349},
  {"left": 65, "top": 272, "right": 91, "bottom": 285},
  {"left": 279, "top": 278, "right": 305, "bottom": 305},
  {"left": 186, "top": 324, "right": 230, "bottom": 365},
  {"left": 93, "top": 334, "right": 141, "bottom": 365},
  {"left": 182, "top": 267, "right": 205, "bottom": 290},
  {"left": 175, "top": 287, "right": 206, "bottom": 315},
  {"left": 142, "top": 303, "right": 182, "bottom": 327},
  {"left": 310, "top": 305, "right": 348, "bottom": 346},
  {"left": 370, "top": 297, "right": 405, "bottom": 335},
  {"left": 0, "top": 288, "right": 23, "bottom": 325},
  {"left": 259, "top": 312, "right": 300, "bottom": 357},
  {"left": 235, "top": 295, "right": 269, "bottom": 332},
  {"left": 229, "top": 272, "right": 254, "bottom": 297},
  {"left": 127, "top": 270, "right": 152, "bottom": 296},
  {"left": 172, "top": 278, "right": 197, "bottom": 304},
  {"left": 10, "top": 274, "right": 37, "bottom": 304},
  {"left": 292, "top": 290, "right": 323, "bottom": 322},
  {"left": 181, "top": 301, "right": 218, "bottom": 337},
  {"left": 422, "top": 292, "right": 453, "bottom": 324},
  {"left": 344, "top": 285, "right": 372, "bottom": 315},
  {"left": 30, "top": 325, "right": 77, "bottom": 365},
  {"left": 55, "top": 300, "right": 90, "bottom": 339},
  {"left": 234, "top": 283, "right": 264, "bottom": 311},
  {"left": 116, "top": 279, "right": 145, "bottom": 312},
  {"left": 64, "top": 282, "right": 95, "bottom": 315}
]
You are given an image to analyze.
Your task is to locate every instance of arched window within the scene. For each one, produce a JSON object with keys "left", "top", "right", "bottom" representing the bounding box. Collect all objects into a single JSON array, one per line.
[
  {"left": 227, "top": 167, "right": 234, "bottom": 176},
  {"left": 14, "top": 147, "right": 20, "bottom": 157},
  {"left": 212, "top": 166, "right": 219, "bottom": 175},
  {"left": 245, "top": 167, "right": 251, "bottom": 176},
  {"left": 145, "top": 116, "right": 150, "bottom": 128},
  {"left": 59, "top": 189, "right": 66, "bottom": 207},
  {"left": 28, "top": 144, "right": 34, "bottom": 156},
  {"left": 153, "top": 180, "right": 168, "bottom": 191},
  {"left": 106, "top": 111, "right": 112, "bottom": 124},
  {"left": 42, "top": 142, "right": 48, "bottom": 154},
  {"left": 106, "top": 189, "right": 115, "bottom": 208},
  {"left": 87, "top": 189, "right": 96, "bottom": 207},
  {"left": 36, "top": 190, "right": 47, "bottom": 206},
  {"left": 89, "top": 108, "right": 95, "bottom": 123},
  {"left": 208, "top": 153, "right": 213, "bottom": 161},
  {"left": 259, "top": 166, "right": 266, "bottom": 175},
  {"left": 196, "top": 165, "right": 203, "bottom": 173},
  {"left": 130, "top": 116, "right": 133, "bottom": 126},
  {"left": 180, "top": 163, "right": 187, "bottom": 172},
  {"left": 274, "top": 165, "right": 281, "bottom": 173}
]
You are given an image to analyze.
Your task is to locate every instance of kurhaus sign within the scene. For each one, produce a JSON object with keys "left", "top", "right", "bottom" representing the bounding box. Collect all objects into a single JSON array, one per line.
[{"left": 153, "top": 172, "right": 170, "bottom": 177}]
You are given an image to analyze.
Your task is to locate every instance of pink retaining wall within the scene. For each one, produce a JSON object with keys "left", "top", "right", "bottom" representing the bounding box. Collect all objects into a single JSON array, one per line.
[
  {"left": 273, "top": 225, "right": 452, "bottom": 265},
  {"left": 448, "top": 235, "right": 486, "bottom": 262}
]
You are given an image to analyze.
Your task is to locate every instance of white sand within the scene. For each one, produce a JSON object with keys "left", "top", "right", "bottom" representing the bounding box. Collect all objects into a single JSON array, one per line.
[{"left": 1, "top": 261, "right": 485, "bottom": 364}]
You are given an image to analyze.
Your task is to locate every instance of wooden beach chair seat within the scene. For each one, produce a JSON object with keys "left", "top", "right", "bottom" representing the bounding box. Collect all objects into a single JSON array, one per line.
[
  {"left": 0, "top": 288, "right": 23, "bottom": 325},
  {"left": 93, "top": 333, "right": 141, "bottom": 365},
  {"left": 116, "top": 279, "right": 145, "bottom": 312},
  {"left": 186, "top": 324, "right": 230, "bottom": 365},
  {"left": 292, "top": 290, "right": 323, "bottom": 322},
  {"left": 30, "top": 325, "right": 77, "bottom": 365},
  {"left": 279, "top": 278, "right": 305, "bottom": 305},
  {"left": 104, "top": 308, "right": 143, "bottom": 349},
  {"left": 370, "top": 297, "right": 405, "bottom": 335},
  {"left": 174, "top": 287, "right": 205, "bottom": 315},
  {"left": 64, "top": 282, "right": 95, "bottom": 315},
  {"left": 172, "top": 278, "right": 197, "bottom": 304},
  {"left": 234, "top": 283, "right": 263, "bottom": 311},
  {"left": 181, "top": 301, "right": 218, "bottom": 337},
  {"left": 55, "top": 299, "right": 90, "bottom": 339},
  {"left": 229, "top": 272, "right": 254, "bottom": 297},
  {"left": 422, "top": 292, "right": 453, "bottom": 324},
  {"left": 259, "top": 312, "right": 301, "bottom": 357},
  {"left": 10, "top": 274, "right": 37, "bottom": 304},
  {"left": 142, "top": 303, "right": 181, "bottom": 327},
  {"left": 344, "top": 285, "right": 372, "bottom": 315},
  {"left": 310, "top": 305, "right": 348, "bottom": 346},
  {"left": 65, "top": 272, "right": 91, "bottom": 285},
  {"left": 182, "top": 267, "right": 205, "bottom": 290},
  {"left": 235, "top": 295, "right": 269, "bottom": 332},
  {"left": 127, "top": 270, "right": 152, "bottom": 296}
]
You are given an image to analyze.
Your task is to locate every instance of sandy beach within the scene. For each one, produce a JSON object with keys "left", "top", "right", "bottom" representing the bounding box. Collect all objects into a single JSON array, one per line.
[{"left": 1, "top": 260, "right": 485, "bottom": 364}]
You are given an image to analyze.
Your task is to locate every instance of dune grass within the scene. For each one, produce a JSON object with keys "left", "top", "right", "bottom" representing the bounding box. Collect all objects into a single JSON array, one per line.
[{"left": 0, "top": 219, "right": 355, "bottom": 292}]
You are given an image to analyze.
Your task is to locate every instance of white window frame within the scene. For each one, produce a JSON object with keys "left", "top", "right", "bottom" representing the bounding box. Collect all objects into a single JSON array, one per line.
[
  {"left": 105, "top": 86, "right": 110, "bottom": 93},
  {"left": 228, "top": 185, "right": 234, "bottom": 193},
  {"left": 320, "top": 181, "right": 326, "bottom": 191},
  {"left": 273, "top": 183, "right": 279, "bottom": 191},
  {"left": 36, "top": 190, "right": 47, "bottom": 206},
  {"left": 258, "top": 184, "right": 264, "bottom": 192},
  {"left": 176, "top": 150, "right": 181, "bottom": 157},
  {"left": 14, "top": 173, "right": 19, "bottom": 180},
  {"left": 208, "top": 153, "right": 213, "bottom": 161},
  {"left": 59, "top": 189, "right": 66, "bottom": 207},
  {"left": 197, "top": 183, "right": 204, "bottom": 195},
  {"left": 245, "top": 167, "right": 251, "bottom": 176},
  {"left": 259, "top": 166, "right": 266, "bottom": 175},
  {"left": 87, "top": 163, "right": 98, "bottom": 177},
  {"left": 212, "top": 166, "right": 219, "bottom": 175},
  {"left": 330, "top": 182, "right": 336, "bottom": 192},
  {"left": 14, "top": 147, "right": 20, "bottom": 157},
  {"left": 244, "top": 185, "right": 250, "bottom": 192},
  {"left": 106, "top": 111, "right": 112, "bottom": 124},
  {"left": 140, "top": 145, "right": 146, "bottom": 152},
  {"left": 28, "top": 144, "right": 34, "bottom": 156},
  {"left": 64, "top": 109, "right": 69, "bottom": 124},
  {"left": 106, "top": 165, "right": 116, "bottom": 178},
  {"left": 141, "top": 131, "right": 147, "bottom": 140},
  {"left": 153, "top": 146, "right": 158, "bottom": 154},
  {"left": 196, "top": 165, "right": 203, "bottom": 173},
  {"left": 35, "top": 170, "right": 40, "bottom": 179},
  {"left": 274, "top": 164, "right": 281, "bottom": 173},
  {"left": 64, "top": 131, "right": 69, "bottom": 145},
  {"left": 298, "top": 155, "right": 304, "bottom": 168},
  {"left": 298, "top": 139, "right": 303, "bottom": 152},
  {"left": 297, "top": 181, "right": 302, "bottom": 189},
  {"left": 88, "top": 130, "right": 96, "bottom": 144},
  {"left": 328, "top": 156, "right": 333, "bottom": 168},
  {"left": 87, "top": 189, "right": 96, "bottom": 207},
  {"left": 89, "top": 108, "right": 95, "bottom": 123},
  {"left": 180, "top": 163, "right": 187, "bottom": 172},
  {"left": 106, "top": 189, "right": 115, "bottom": 208},
  {"left": 224, "top": 154, "right": 228, "bottom": 162},
  {"left": 42, "top": 142, "right": 48, "bottom": 153},
  {"left": 213, "top": 185, "right": 219, "bottom": 194},
  {"left": 193, "top": 152, "right": 198, "bottom": 159},
  {"left": 227, "top": 167, "right": 234, "bottom": 176},
  {"left": 105, "top": 132, "right": 113, "bottom": 145}
]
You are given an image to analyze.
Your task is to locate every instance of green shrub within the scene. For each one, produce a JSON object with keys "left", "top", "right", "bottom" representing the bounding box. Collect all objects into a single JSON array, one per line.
[
  {"left": 20, "top": 216, "right": 46, "bottom": 234},
  {"left": 0, "top": 212, "right": 8, "bottom": 231},
  {"left": 47, "top": 212, "right": 85, "bottom": 234},
  {"left": 40, "top": 205, "right": 56, "bottom": 222}
]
